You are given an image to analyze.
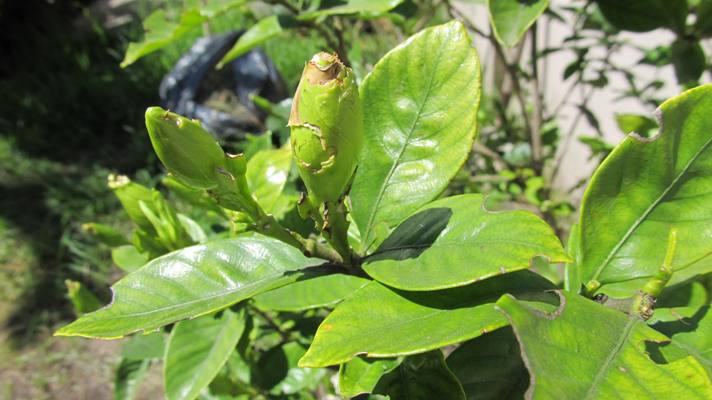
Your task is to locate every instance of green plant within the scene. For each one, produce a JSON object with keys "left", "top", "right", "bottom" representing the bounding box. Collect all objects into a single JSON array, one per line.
[{"left": 56, "top": 19, "right": 712, "bottom": 399}]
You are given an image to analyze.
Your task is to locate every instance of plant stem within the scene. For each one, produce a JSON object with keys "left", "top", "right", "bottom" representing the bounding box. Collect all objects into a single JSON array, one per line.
[
  {"left": 211, "top": 167, "right": 344, "bottom": 263},
  {"left": 630, "top": 227, "right": 678, "bottom": 320},
  {"left": 323, "top": 201, "right": 355, "bottom": 267},
  {"left": 529, "top": 22, "right": 544, "bottom": 173},
  {"left": 294, "top": 233, "right": 344, "bottom": 264}
]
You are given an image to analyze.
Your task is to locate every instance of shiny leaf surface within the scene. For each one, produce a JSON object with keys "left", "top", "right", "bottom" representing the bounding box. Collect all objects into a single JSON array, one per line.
[
  {"left": 497, "top": 291, "right": 712, "bottom": 399},
  {"left": 299, "top": 271, "right": 554, "bottom": 367},
  {"left": 164, "top": 309, "right": 246, "bottom": 400},
  {"left": 246, "top": 146, "right": 292, "bottom": 216},
  {"left": 579, "top": 84, "right": 712, "bottom": 297},
  {"left": 363, "top": 194, "right": 569, "bottom": 290},
  {"left": 350, "top": 21, "right": 481, "bottom": 250},
  {"left": 55, "top": 233, "right": 323, "bottom": 338}
]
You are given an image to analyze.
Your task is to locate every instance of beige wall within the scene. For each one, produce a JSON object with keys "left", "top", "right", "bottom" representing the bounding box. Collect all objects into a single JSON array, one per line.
[{"left": 458, "top": 0, "right": 710, "bottom": 197}]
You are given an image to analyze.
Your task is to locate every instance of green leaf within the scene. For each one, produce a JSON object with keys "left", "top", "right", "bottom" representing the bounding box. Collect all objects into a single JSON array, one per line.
[
  {"left": 652, "top": 305, "right": 712, "bottom": 376},
  {"left": 350, "top": 21, "right": 481, "bottom": 251},
  {"left": 651, "top": 281, "right": 709, "bottom": 323},
  {"left": 595, "top": 0, "right": 688, "bottom": 33},
  {"left": 177, "top": 214, "right": 207, "bottom": 243},
  {"left": 197, "top": 0, "right": 248, "bottom": 18},
  {"left": 446, "top": 327, "right": 529, "bottom": 400},
  {"left": 112, "top": 245, "right": 149, "bottom": 273},
  {"left": 121, "top": 9, "right": 205, "bottom": 68},
  {"left": 363, "top": 194, "right": 569, "bottom": 290},
  {"left": 122, "top": 333, "right": 166, "bottom": 361},
  {"left": 696, "top": 0, "right": 712, "bottom": 37},
  {"left": 165, "top": 309, "right": 247, "bottom": 400},
  {"left": 109, "top": 174, "right": 156, "bottom": 234},
  {"left": 299, "top": 270, "right": 555, "bottom": 367},
  {"left": 55, "top": 233, "right": 323, "bottom": 338},
  {"left": 217, "top": 16, "right": 288, "bottom": 69},
  {"left": 298, "top": 0, "right": 404, "bottom": 20},
  {"left": 579, "top": 84, "right": 712, "bottom": 297},
  {"left": 245, "top": 146, "right": 292, "bottom": 217},
  {"left": 671, "top": 38, "right": 707, "bottom": 85},
  {"left": 373, "top": 350, "right": 466, "bottom": 400},
  {"left": 120, "top": 1, "right": 248, "bottom": 68},
  {"left": 115, "top": 357, "right": 151, "bottom": 400},
  {"left": 253, "top": 342, "right": 326, "bottom": 395},
  {"left": 564, "top": 223, "right": 582, "bottom": 292},
  {"left": 496, "top": 290, "right": 712, "bottom": 399},
  {"left": 614, "top": 113, "right": 658, "bottom": 136},
  {"left": 65, "top": 279, "right": 103, "bottom": 314},
  {"left": 339, "top": 357, "right": 402, "bottom": 397},
  {"left": 488, "top": 0, "right": 549, "bottom": 47},
  {"left": 253, "top": 273, "right": 369, "bottom": 311},
  {"left": 82, "top": 222, "right": 130, "bottom": 247}
]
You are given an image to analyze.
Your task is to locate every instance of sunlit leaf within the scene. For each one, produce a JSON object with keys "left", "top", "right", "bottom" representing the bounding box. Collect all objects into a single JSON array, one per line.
[
  {"left": 253, "top": 273, "right": 369, "bottom": 311},
  {"left": 362, "top": 194, "right": 569, "bottom": 290},
  {"left": 299, "top": 271, "right": 555, "bottom": 367},
  {"left": 488, "top": 0, "right": 549, "bottom": 47},
  {"left": 350, "top": 21, "right": 481, "bottom": 251},
  {"left": 579, "top": 84, "right": 712, "bottom": 297},
  {"left": 55, "top": 233, "right": 323, "bottom": 338},
  {"left": 497, "top": 290, "right": 712, "bottom": 399},
  {"left": 165, "top": 309, "right": 247, "bottom": 400}
]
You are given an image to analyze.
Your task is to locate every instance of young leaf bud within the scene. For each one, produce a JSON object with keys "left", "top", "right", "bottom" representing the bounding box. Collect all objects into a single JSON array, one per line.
[
  {"left": 145, "top": 107, "right": 227, "bottom": 189},
  {"left": 288, "top": 52, "right": 363, "bottom": 205}
]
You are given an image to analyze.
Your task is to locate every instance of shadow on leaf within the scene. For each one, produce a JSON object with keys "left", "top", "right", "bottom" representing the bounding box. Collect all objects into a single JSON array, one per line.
[{"left": 366, "top": 207, "right": 452, "bottom": 262}]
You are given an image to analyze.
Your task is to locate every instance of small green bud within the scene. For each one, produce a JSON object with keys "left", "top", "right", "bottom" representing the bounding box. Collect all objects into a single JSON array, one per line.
[
  {"left": 145, "top": 107, "right": 227, "bottom": 189},
  {"left": 108, "top": 174, "right": 155, "bottom": 233},
  {"left": 584, "top": 280, "right": 601, "bottom": 295},
  {"left": 82, "top": 222, "right": 130, "bottom": 247},
  {"left": 288, "top": 52, "right": 363, "bottom": 205},
  {"left": 65, "top": 279, "right": 102, "bottom": 314}
]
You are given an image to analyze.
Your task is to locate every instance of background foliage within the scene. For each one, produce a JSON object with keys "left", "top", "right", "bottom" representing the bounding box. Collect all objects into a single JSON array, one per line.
[{"left": 1, "top": 0, "right": 712, "bottom": 398}]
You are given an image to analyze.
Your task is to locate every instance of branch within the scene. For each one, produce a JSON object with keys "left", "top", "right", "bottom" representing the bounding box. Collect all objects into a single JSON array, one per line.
[{"left": 529, "top": 22, "right": 544, "bottom": 172}]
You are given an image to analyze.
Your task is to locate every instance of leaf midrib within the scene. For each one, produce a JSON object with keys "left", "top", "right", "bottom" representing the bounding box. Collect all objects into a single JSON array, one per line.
[
  {"left": 591, "top": 132, "right": 712, "bottom": 283},
  {"left": 583, "top": 317, "right": 637, "bottom": 400},
  {"left": 61, "top": 269, "right": 295, "bottom": 338},
  {"left": 309, "top": 292, "right": 504, "bottom": 363},
  {"left": 360, "top": 34, "right": 448, "bottom": 247},
  {"left": 188, "top": 313, "right": 240, "bottom": 399}
]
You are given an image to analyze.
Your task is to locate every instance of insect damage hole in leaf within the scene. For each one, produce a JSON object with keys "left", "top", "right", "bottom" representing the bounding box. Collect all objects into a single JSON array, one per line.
[
  {"left": 579, "top": 84, "right": 712, "bottom": 298},
  {"left": 496, "top": 290, "right": 712, "bottom": 399}
]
